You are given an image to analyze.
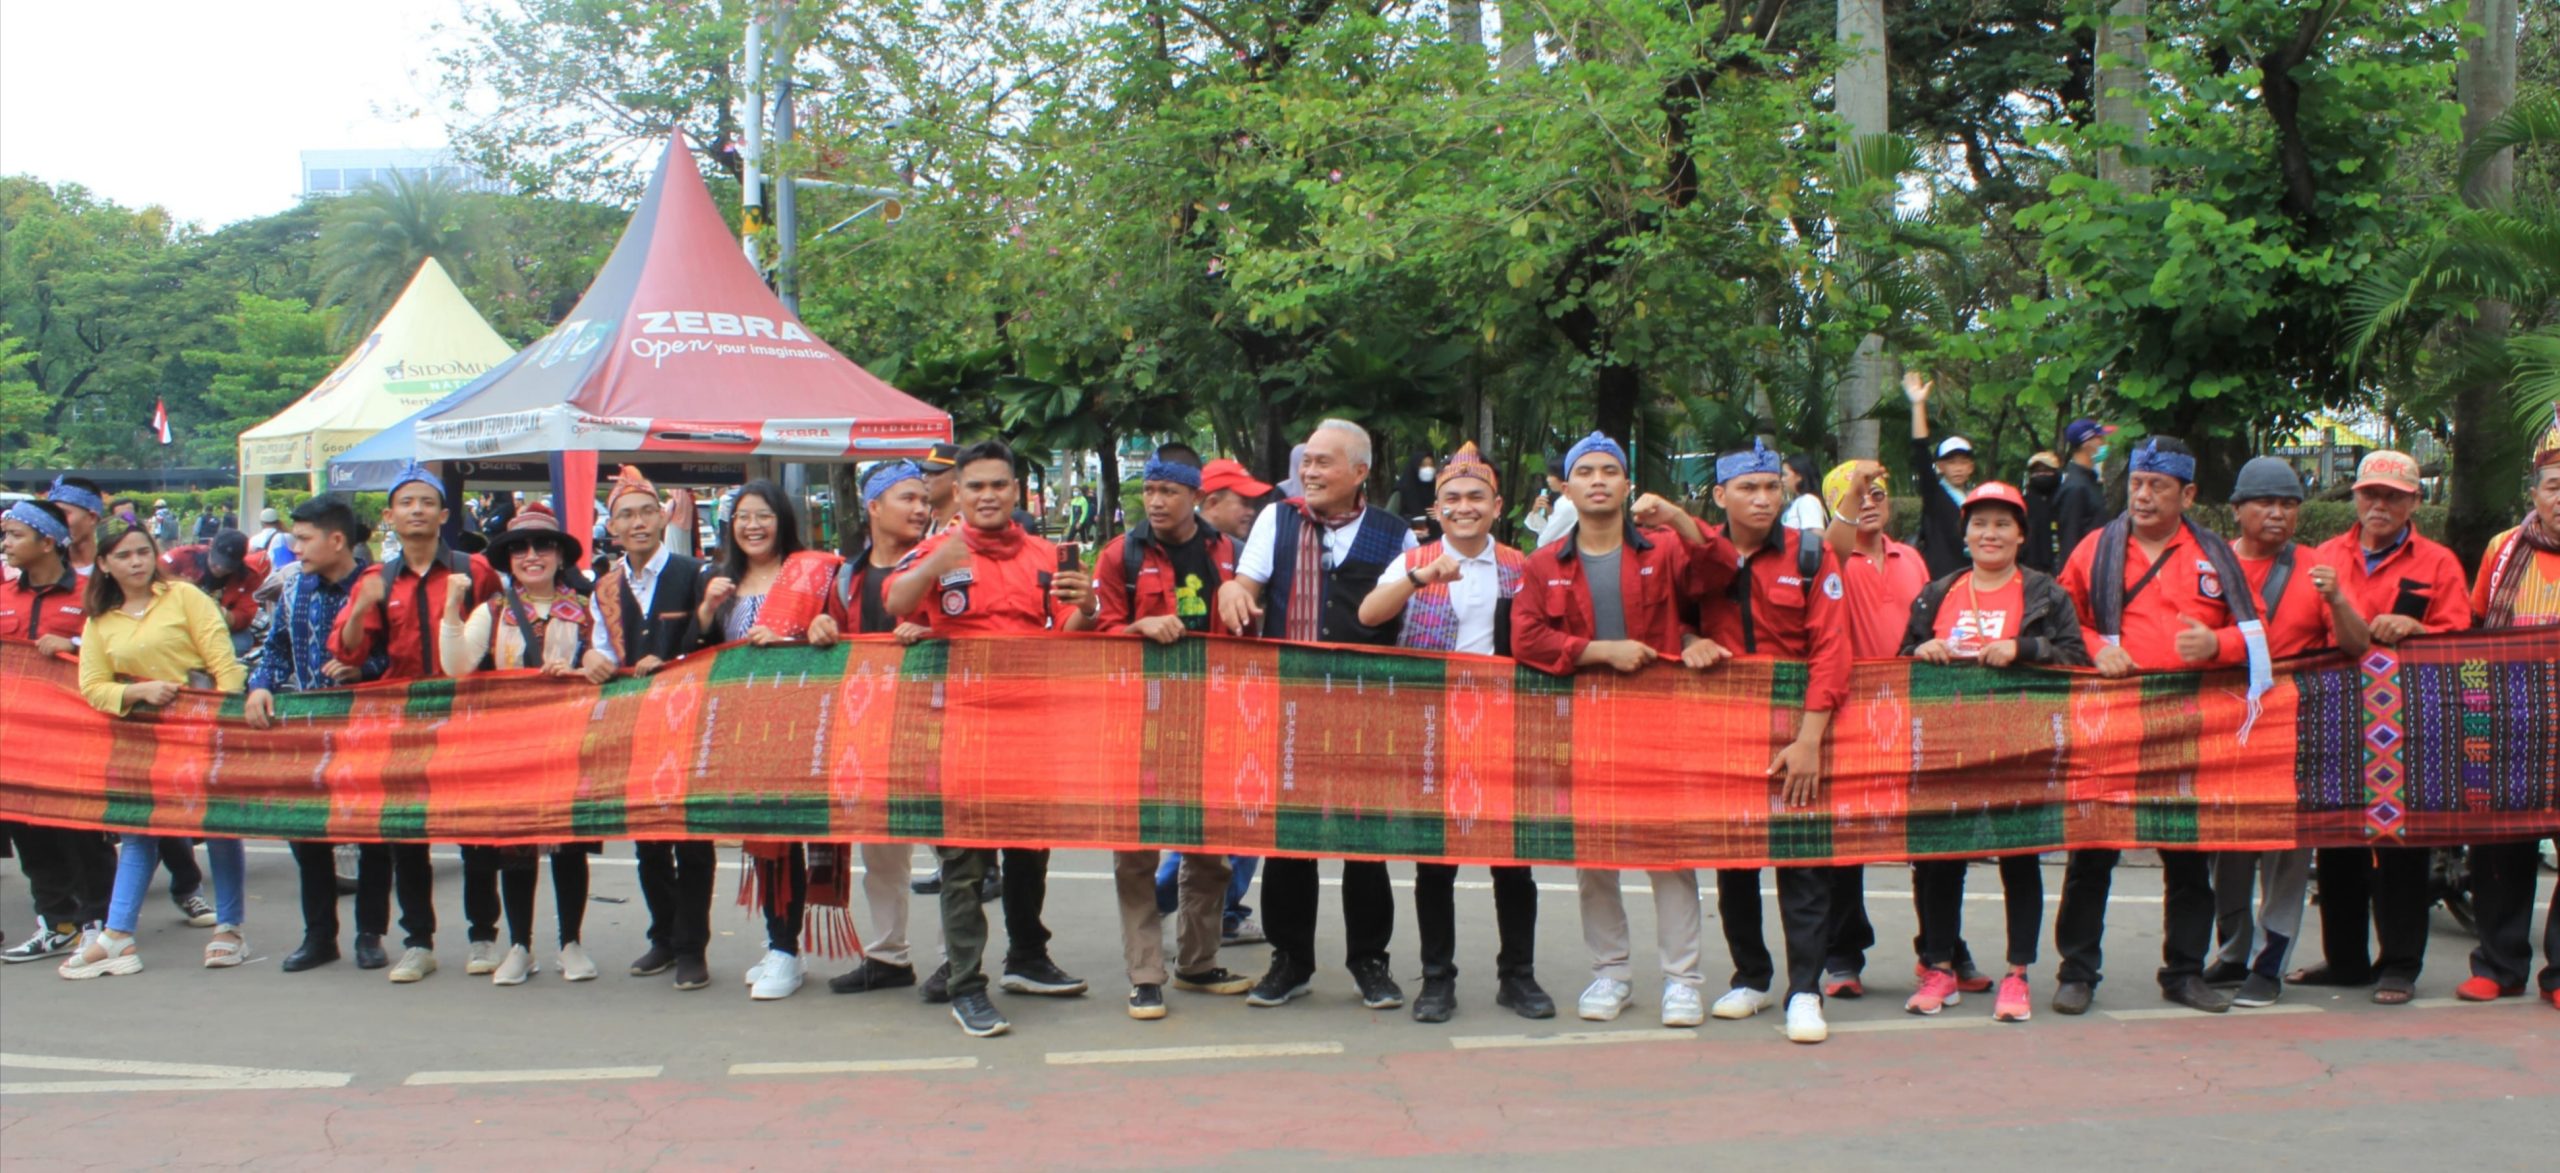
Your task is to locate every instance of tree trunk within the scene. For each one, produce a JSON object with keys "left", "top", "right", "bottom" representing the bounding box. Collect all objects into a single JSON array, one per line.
[
  {"left": 2095, "top": 0, "right": 2153, "bottom": 196},
  {"left": 1451, "top": 1, "right": 1481, "bottom": 48},
  {"left": 1497, "top": 2, "right": 1535, "bottom": 74},
  {"left": 2448, "top": 0, "right": 2520, "bottom": 565},
  {"left": 1835, "top": 0, "right": 1889, "bottom": 460}
]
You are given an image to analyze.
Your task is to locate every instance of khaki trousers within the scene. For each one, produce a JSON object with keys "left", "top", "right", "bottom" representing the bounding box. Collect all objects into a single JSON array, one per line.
[
  {"left": 1577, "top": 868, "right": 1704, "bottom": 988},
  {"left": 1115, "top": 849, "right": 1231, "bottom": 985}
]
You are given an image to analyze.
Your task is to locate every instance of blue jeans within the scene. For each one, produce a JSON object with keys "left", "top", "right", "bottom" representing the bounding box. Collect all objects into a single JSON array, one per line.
[
  {"left": 1156, "top": 853, "right": 1257, "bottom": 926},
  {"left": 107, "top": 836, "right": 245, "bottom": 933}
]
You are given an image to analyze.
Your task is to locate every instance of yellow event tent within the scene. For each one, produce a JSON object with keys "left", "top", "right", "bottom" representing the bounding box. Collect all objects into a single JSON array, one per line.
[{"left": 236, "top": 258, "right": 512, "bottom": 520}]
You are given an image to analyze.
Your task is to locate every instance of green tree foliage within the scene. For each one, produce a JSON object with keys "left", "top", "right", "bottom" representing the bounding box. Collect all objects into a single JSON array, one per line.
[{"left": 186, "top": 294, "right": 343, "bottom": 443}]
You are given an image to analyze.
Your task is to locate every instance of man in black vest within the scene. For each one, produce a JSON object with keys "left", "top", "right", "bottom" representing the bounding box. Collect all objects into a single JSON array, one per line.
[
  {"left": 590, "top": 466, "right": 715, "bottom": 991},
  {"left": 1216, "top": 418, "right": 1419, "bottom": 1011}
]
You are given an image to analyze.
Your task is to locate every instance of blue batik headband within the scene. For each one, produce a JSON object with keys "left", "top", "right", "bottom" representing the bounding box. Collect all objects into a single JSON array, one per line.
[
  {"left": 5, "top": 500, "right": 69, "bottom": 546},
  {"left": 388, "top": 460, "right": 444, "bottom": 502},
  {"left": 1563, "top": 431, "right": 1629, "bottom": 477},
  {"left": 862, "top": 460, "right": 925, "bottom": 506},
  {"left": 1140, "top": 458, "right": 1203, "bottom": 490},
  {"left": 1714, "top": 438, "right": 1783, "bottom": 486},
  {"left": 2129, "top": 439, "right": 2195, "bottom": 484},
  {"left": 45, "top": 477, "right": 103, "bottom": 518}
]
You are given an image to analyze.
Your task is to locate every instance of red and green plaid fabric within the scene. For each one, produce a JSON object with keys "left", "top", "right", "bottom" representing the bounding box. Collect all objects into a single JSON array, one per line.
[{"left": 5, "top": 629, "right": 2556, "bottom": 868}]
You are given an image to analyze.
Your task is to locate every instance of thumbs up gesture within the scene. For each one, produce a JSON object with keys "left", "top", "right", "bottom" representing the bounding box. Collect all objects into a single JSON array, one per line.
[{"left": 2174, "top": 614, "right": 2219, "bottom": 664}]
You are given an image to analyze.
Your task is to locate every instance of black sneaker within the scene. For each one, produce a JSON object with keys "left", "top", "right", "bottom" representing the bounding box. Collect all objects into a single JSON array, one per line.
[
  {"left": 1, "top": 925, "right": 79, "bottom": 964},
  {"left": 999, "top": 956, "right": 1089, "bottom": 997},
  {"left": 910, "top": 869, "right": 944, "bottom": 896},
  {"left": 2201, "top": 960, "right": 2250, "bottom": 987},
  {"left": 1411, "top": 974, "right": 1457, "bottom": 1023},
  {"left": 1495, "top": 972, "right": 1556, "bottom": 1020},
  {"left": 352, "top": 932, "right": 389, "bottom": 970},
  {"left": 629, "top": 943, "right": 678, "bottom": 977},
  {"left": 175, "top": 890, "right": 217, "bottom": 927},
  {"left": 2162, "top": 975, "right": 2231, "bottom": 1013},
  {"left": 281, "top": 937, "right": 341, "bottom": 973},
  {"left": 1351, "top": 958, "right": 1405, "bottom": 1010},
  {"left": 1127, "top": 983, "right": 1167, "bottom": 1020},
  {"left": 922, "top": 961, "right": 953, "bottom": 1004},
  {"left": 951, "top": 990, "right": 1010, "bottom": 1037},
  {"left": 672, "top": 953, "right": 711, "bottom": 991},
  {"left": 2231, "top": 972, "right": 2282, "bottom": 1008},
  {"left": 1172, "top": 967, "right": 1255, "bottom": 995},
  {"left": 829, "top": 958, "right": 918, "bottom": 994},
  {"left": 2052, "top": 980, "right": 2095, "bottom": 1015},
  {"left": 1247, "top": 956, "right": 1313, "bottom": 1007}
]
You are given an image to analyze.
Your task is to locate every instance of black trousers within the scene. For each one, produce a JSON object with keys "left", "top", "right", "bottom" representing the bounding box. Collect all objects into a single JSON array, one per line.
[
  {"left": 1715, "top": 866, "right": 1831, "bottom": 998},
  {"left": 2053, "top": 848, "right": 2215, "bottom": 988},
  {"left": 1819, "top": 865, "right": 1875, "bottom": 973},
  {"left": 2310, "top": 846, "right": 2431, "bottom": 982},
  {"left": 390, "top": 842, "right": 436, "bottom": 948},
  {"left": 462, "top": 847, "right": 590, "bottom": 947},
  {"left": 7, "top": 823, "right": 115, "bottom": 930},
  {"left": 2468, "top": 840, "right": 2559, "bottom": 993},
  {"left": 761, "top": 844, "right": 807, "bottom": 955},
  {"left": 1914, "top": 855, "right": 2043, "bottom": 969},
  {"left": 157, "top": 837, "right": 203, "bottom": 896},
  {"left": 1414, "top": 863, "right": 1535, "bottom": 981},
  {"left": 636, "top": 840, "right": 717, "bottom": 956},
  {"left": 1264, "top": 857, "right": 1394, "bottom": 972},
  {"left": 1000, "top": 846, "right": 1053, "bottom": 968},
  {"left": 291, "top": 841, "right": 389, "bottom": 941}
]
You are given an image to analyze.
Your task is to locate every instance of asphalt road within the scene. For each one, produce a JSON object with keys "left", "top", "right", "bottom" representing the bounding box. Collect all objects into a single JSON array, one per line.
[{"left": 3, "top": 845, "right": 2554, "bottom": 1170}]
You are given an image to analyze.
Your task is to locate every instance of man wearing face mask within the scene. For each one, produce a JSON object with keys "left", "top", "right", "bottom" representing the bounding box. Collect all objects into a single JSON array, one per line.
[
  {"left": 2054, "top": 419, "right": 2115, "bottom": 567},
  {"left": 2021, "top": 452, "right": 2066, "bottom": 573}
]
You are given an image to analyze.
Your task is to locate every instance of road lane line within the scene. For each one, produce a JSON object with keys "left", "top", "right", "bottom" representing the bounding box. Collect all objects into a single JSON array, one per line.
[
  {"left": 730, "top": 1058, "right": 979, "bottom": 1076},
  {"left": 1, "top": 1075, "right": 353, "bottom": 1095},
  {"left": 2101, "top": 1005, "right": 2324, "bottom": 1021},
  {"left": 1045, "top": 1041, "right": 1343, "bottom": 1065},
  {"left": 1450, "top": 1029, "right": 1699, "bottom": 1050},
  {"left": 0, "top": 1053, "right": 345, "bottom": 1079},
  {"left": 404, "top": 1065, "right": 663, "bottom": 1086}
]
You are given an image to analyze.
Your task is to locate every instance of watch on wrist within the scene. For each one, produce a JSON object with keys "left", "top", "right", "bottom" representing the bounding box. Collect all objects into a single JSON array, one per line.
[{"left": 1407, "top": 569, "right": 1426, "bottom": 589}]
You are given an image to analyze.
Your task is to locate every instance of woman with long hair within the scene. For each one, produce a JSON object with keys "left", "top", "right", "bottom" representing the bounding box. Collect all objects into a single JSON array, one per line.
[
  {"left": 697, "top": 480, "right": 845, "bottom": 1001},
  {"left": 60, "top": 525, "right": 249, "bottom": 978},
  {"left": 438, "top": 503, "right": 612, "bottom": 986}
]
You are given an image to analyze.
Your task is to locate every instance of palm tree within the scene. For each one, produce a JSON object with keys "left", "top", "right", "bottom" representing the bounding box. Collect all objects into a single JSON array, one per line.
[
  {"left": 312, "top": 169, "right": 493, "bottom": 341},
  {"left": 2345, "top": 87, "right": 2560, "bottom": 556}
]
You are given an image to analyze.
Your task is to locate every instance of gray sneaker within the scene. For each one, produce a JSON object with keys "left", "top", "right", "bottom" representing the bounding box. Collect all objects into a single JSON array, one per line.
[
  {"left": 2231, "top": 972, "right": 2282, "bottom": 1008},
  {"left": 388, "top": 946, "right": 438, "bottom": 983}
]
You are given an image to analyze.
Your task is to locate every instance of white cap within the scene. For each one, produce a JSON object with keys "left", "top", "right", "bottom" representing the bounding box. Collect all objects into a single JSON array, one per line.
[{"left": 1936, "top": 436, "right": 1974, "bottom": 460}]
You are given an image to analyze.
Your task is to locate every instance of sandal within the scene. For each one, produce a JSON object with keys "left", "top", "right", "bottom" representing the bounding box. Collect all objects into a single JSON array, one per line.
[
  {"left": 59, "top": 931, "right": 143, "bottom": 980},
  {"left": 2372, "top": 975, "right": 2417, "bottom": 1005},
  {"left": 204, "top": 925, "right": 248, "bottom": 969}
]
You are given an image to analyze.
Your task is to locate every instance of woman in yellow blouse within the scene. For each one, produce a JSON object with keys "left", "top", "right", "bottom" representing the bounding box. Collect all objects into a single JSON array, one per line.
[{"left": 60, "top": 524, "right": 250, "bottom": 979}]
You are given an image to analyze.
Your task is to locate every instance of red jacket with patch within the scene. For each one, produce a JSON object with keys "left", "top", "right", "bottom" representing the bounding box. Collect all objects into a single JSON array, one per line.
[
  {"left": 1510, "top": 520, "right": 1735, "bottom": 677},
  {"left": 1697, "top": 526, "right": 1852, "bottom": 714},
  {"left": 0, "top": 564, "right": 87, "bottom": 646},
  {"left": 1091, "top": 525, "right": 1236, "bottom": 629}
]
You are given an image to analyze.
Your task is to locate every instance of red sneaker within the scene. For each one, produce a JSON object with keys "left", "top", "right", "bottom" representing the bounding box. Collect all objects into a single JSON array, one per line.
[
  {"left": 2546, "top": 989, "right": 2560, "bottom": 1012},
  {"left": 1918, "top": 960, "right": 1995, "bottom": 994},
  {"left": 2455, "top": 976, "right": 2520, "bottom": 1002},
  {"left": 1993, "top": 970, "right": 2032, "bottom": 1022},
  {"left": 1822, "top": 971, "right": 1865, "bottom": 999},
  {"left": 1905, "top": 967, "right": 1961, "bottom": 1015}
]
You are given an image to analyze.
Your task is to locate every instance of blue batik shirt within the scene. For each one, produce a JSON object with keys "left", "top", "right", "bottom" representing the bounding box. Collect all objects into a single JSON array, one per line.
[{"left": 247, "top": 559, "right": 386, "bottom": 694}]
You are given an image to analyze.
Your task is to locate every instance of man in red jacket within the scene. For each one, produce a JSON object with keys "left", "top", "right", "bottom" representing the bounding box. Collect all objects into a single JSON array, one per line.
[
  {"left": 1687, "top": 441, "right": 1850, "bottom": 1044},
  {"left": 2294, "top": 450, "right": 2477, "bottom": 1003},
  {"left": 1511, "top": 431, "right": 1737, "bottom": 1031},
  {"left": 330, "top": 461, "right": 500, "bottom": 985},
  {"left": 2052, "top": 437, "right": 2268, "bottom": 1016},
  {"left": 885, "top": 440, "right": 1091, "bottom": 1038},
  {"left": 1067, "top": 452, "right": 1257, "bottom": 1021},
  {"left": 1, "top": 498, "right": 115, "bottom": 964},
  {"left": 159, "top": 529, "right": 269, "bottom": 649}
]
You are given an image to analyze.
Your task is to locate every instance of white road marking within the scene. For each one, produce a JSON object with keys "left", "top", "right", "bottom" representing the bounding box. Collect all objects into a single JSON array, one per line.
[
  {"left": 1045, "top": 1041, "right": 1343, "bottom": 1065},
  {"left": 2101, "top": 1004, "right": 2324, "bottom": 1021},
  {"left": 730, "top": 1057, "right": 979, "bottom": 1076},
  {"left": 0, "top": 1053, "right": 350, "bottom": 1096},
  {"left": 1450, "top": 1028, "right": 1698, "bottom": 1050},
  {"left": 404, "top": 1065, "right": 663, "bottom": 1086}
]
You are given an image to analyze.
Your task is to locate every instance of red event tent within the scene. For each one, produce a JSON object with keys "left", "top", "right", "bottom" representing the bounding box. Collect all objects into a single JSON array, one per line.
[{"left": 413, "top": 132, "right": 949, "bottom": 466}]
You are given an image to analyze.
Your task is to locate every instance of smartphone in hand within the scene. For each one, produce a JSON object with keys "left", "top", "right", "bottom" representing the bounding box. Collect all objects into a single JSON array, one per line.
[{"left": 1057, "top": 542, "right": 1083, "bottom": 572}]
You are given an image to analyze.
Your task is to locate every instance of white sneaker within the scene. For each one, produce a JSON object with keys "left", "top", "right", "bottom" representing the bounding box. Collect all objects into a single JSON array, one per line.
[
  {"left": 557, "top": 941, "right": 598, "bottom": 982},
  {"left": 388, "top": 946, "right": 437, "bottom": 983},
  {"left": 1662, "top": 981, "right": 1706, "bottom": 1027},
  {"left": 749, "top": 949, "right": 804, "bottom": 1000},
  {"left": 465, "top": 939, "right": 501, "bottom": 975},
  {"left": 1785, "top": 993, "right": 1828, "bottom": 1043},
  {"left": 1711, "top": 985, "right": 1773, "bottom": 1020},
  {"left": 492, "top": 944, "right": 535, "bottom": 986},
  {"left": 1577, "top": 977, "right": 1633, "bottom": 1021}
]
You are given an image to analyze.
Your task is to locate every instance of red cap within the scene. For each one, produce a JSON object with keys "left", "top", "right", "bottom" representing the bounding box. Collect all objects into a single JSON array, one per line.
[
  {"left": 1959, "top": 481, "right": 2028, "bottom": 517},
  {"left": 1199, "top": 458, "right": 1273, "bottom": 499}
]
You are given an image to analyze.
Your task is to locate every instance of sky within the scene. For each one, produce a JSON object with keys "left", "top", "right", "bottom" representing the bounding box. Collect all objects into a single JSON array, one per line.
[{"left": 0, "top": 0, "right": 476, "bottom": 230}]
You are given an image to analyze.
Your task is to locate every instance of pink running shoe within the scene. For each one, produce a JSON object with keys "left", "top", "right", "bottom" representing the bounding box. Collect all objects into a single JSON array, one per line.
[
  {"left": 1994, "top": 971, "right": 2032, "bottom": 1022},
  {"left": 1905, "top": 967, "right": 1961, "bottom": 1015}
]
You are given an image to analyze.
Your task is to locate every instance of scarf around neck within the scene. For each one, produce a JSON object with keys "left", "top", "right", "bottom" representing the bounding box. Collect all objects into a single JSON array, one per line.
[
  {"left": 958, "top": 520, "right": 1028, "bottom": 561},
  {"left": 2089, "top": 512, "right": 2273, "bottom": 742},
  {"left": 1285, "top": 493, "right": 1365, "bottom": 641},
  {"left": 2484, "top": 512, "right": 2560, "bottom": 628}
]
